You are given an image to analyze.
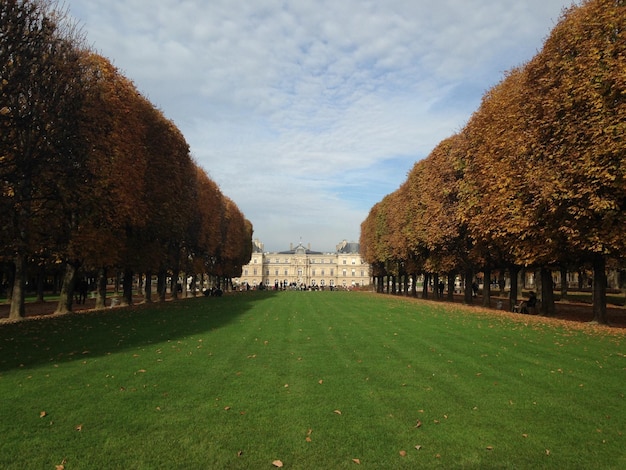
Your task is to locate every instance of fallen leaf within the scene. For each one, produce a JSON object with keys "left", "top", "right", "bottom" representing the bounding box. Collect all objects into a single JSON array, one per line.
[
  {"left": 399, "top": 450, "right": 407, "bottom": 457},
  {"left": 334, "top": 409, "right": 342, "bottom": 415},
  {"left": 545, "top": 449, "right": 551, "bottom": 456},
  {"left": 75, "top": 424, "right": 83, "bottom": 432},
  {"left": 137, "top": 369, "right": 146, "bottom": 373},
  {"left": 352, "top": 458, "right": 361, "bottom": 464},
  {"left": 522, "top": 433, "right": 528, "bottom": 438},
  {"left": 272, "top": 460, "right": 283, "bottom": 467},
  {"left": 318, "top": 380, "right": 323, "bottom": 384},
  {"left": 306, "top": 436, "right": 312, "bottom": 442},
  {"left": 237, "top": 450, "right": 243, "bottom": 457},
  {"left": 486, "top": 446, "right": 494, "bottom": 451},
  {"left": 415, "top": 445, "right": 422, "bottom": 450},
  {"left": 414, "top": 419, "right": 422, "bottom": 428},
  {"left": 224, "top": 406, "right": 231, "bottom": 411},
  {"left": 40, "top": 411, "right": 47, "bottom": 418}
]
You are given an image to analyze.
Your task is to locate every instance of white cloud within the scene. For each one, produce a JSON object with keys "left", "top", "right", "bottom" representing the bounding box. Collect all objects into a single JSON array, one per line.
[{"left": 65, "top": 0, "right": 577, "bottom": 251}]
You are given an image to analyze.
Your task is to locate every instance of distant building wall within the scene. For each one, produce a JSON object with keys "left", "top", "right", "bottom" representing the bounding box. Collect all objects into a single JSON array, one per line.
[{"left": 233, "top": 240, "right": 371, "bottom": 289}]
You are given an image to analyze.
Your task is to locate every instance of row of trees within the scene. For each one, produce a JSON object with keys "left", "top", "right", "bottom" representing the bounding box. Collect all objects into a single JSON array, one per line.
[
  {"left": 1, "top": 0, "right": 253, "bottom": 320},
  {"left": 360, "top": 0, "right": 625, "bottom": 324}
]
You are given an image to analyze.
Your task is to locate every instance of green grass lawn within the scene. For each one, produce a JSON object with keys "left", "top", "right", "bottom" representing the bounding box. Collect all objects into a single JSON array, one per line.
[{"left": 0, "top": 291, "right": 624, "bottom": 469}]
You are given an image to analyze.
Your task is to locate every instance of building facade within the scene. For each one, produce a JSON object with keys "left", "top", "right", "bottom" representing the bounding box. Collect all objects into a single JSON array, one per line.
[{"left": 233, "top": 240, "right": 371, "bottom": 289}]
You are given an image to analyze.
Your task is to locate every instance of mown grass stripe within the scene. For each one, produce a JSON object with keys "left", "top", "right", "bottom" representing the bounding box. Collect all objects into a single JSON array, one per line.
[{"left": 0, "top": 291, "right": 624, "bottom": 469}]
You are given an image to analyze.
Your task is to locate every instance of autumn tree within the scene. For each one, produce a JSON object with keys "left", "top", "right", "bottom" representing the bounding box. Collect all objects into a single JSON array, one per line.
[
  {"left": 521, "top": 0, "right": 626, "bottom": 323},
  {"left": 0, "top": 0, "right": 86, "bottom": 319}
]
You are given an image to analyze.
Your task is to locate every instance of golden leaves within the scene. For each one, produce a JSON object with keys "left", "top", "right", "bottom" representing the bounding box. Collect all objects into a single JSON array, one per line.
[{"left": 272, "top": 459, "right": 284, "bottom": 467}]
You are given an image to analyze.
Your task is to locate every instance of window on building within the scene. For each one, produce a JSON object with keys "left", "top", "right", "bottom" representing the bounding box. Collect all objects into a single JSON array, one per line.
[
  {"left": 352, "top": 269, "right": 356, "bottom": 277},
  {"left": 284, "top": 269, "right": 288, "bottom": 276},
  {"left": 253, "top": 268, "right": 257, "bottom": 275},
  {"left": 266, "top": 269, "right": 269, "bottom": 276},
  {"left": 275, "top": 269, "right": 279, "bottom": 276},
  {"left": 331, "top": 269, "right": 334, "bottom": 276},
  {"left": 342, "top": 269, "right": 347, "bottom": 277},
  {"left": 352, "top": 259, "right": 356, "bottom": 265},
  {"left": 343, "top": 259, "right": 347, "bottom": 265},
  {"left": 244, "top": 269, "right": 248, "bottom": 276},
  {"left": 312, "top": 269, "right": 316, "bottom": 276}
]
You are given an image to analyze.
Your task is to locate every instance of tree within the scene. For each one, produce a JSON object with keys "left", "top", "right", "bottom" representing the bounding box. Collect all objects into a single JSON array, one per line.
[
  {"left": 1, "top": 0, "right": 85, "bottom": 319},
  {"left": 521, "top": 0, "right": 626, "bottom": 323}
]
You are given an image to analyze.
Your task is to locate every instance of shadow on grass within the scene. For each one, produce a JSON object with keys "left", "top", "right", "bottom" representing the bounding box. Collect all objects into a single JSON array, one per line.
[{"left": 0, "top": 291, "right": 278, "bottom": 372}]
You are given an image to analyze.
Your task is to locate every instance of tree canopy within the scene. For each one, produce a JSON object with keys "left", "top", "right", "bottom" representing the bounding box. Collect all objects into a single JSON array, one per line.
[
  {"left": 1, "top": 0, "right": 253, "bottom": 319},
  {"left": 360, "top": 0, "right": 626, "bottom": 324}
]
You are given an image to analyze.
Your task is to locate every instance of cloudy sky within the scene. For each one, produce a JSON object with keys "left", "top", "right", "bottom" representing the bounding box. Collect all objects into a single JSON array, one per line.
[{"left": 63, "top": 0, "right": 577, "bottom": 252}]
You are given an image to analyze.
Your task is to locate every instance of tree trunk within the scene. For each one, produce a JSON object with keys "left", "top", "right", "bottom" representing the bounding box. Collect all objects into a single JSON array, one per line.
[
  {"left": 447, "top": 273, "right": 455, "bottom": 301},
  {"left": 36, "top": 264, "right": 45, "bottom": 303},
  {"left": 95, "top": 267, "right": 107, "bottom": 309},
  {"left": 145, "top": 270, "right": 153, "bottom": 303},
  {"left": 482, "top": 267, "right": 491, "bottom": 308},
  {"left": 9, "top": 255, "right": 26, "bottom": 320},
  {"left": 55, "top": 262, "right": 77, "bottom": 315},
  {"left": 463, "top": 269, "right": 473, "bottom": 304},
  {"left": 157, "top": 268, "right": 167, "bottom": 302},
  {"left": 433, "top": 273, "right": 440, "bottom": 299},
  {"left": 509, "top": 265, "right": 520, "bottom": 311},
  {"left": 121, "top": 268, "right": 133, "bottom": 306},
  {"left": 539, "top": 267, "right": 556, "bottom": 316},
  {"left": 592, "top": 255, "right": 608, "bottom": 324},
  {"left": 498, "top": 270, "right": 506, "bottom": 296},
  {"left": 170, "top": 268, "right": 180, "bottom": 300},
  {"left": 422, "top": 273, "right": 429, "bottom": 299}
]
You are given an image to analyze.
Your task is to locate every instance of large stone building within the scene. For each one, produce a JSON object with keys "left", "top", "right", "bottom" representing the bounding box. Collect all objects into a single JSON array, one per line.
[{"left": 233, "top": 240, "right": 371, "bottom": 289}]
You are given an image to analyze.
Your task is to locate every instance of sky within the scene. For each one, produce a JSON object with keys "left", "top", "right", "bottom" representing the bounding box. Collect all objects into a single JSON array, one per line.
[{"left": 62, "top": 0, "right": 578, "bottom": 253}]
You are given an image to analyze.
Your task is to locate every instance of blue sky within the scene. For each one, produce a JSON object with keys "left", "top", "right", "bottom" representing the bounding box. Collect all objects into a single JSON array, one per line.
[{"left": 63, "top": 0, "right": 578, "bottom": 252}]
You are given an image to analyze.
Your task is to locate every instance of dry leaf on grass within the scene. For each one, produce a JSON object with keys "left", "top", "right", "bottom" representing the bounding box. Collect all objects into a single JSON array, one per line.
[
  {"left": 75, "top": 424, "right": 83, "bottom": 432},
  {"left": 414, "top": 419, "right": 422, "bottom": 428},
  {"left": 39, "top": 411, "right": 47, "bottom": 418},
  {"left": 333, "top": 409, "right": 342, "bottom": 415},
  {"left": 352, "top": 458, "right": 361, "bottom": 464},
  {"left": 272, "top": 459, "right": 284, "bottom": 467},
  {"left": 399, "top": 450, "right": 407, "bottom": 457}
]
